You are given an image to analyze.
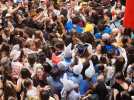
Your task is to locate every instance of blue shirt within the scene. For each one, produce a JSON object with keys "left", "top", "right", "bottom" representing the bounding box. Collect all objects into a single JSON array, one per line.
[
  {"left": 79, "top": 79, "right": 90, "bottom": 95},
  {"left": 69, "top": 74, "right": 83, "bottom": 84},
  {"left": 65, "top": 20, "right": 84, "bottom": 33}
]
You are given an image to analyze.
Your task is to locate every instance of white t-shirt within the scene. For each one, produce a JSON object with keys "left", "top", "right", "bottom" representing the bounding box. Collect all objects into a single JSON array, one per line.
[{"left": 27, "top": 87, "right": 39, "bottom": 98}]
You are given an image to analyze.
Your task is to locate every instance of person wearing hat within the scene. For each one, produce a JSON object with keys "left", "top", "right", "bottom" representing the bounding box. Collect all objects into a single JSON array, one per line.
[
  {"left": 60, "top": 73, "right": 80, "bottom": 100},
  {"left": 58, "top": 43, "right": 73, "bottom": 71},
  {"left": 79, "top": 60, "right": 95, "bottom": 96},
  {"left": 69, "top": 63, "right": 83, "bottom": 84}
]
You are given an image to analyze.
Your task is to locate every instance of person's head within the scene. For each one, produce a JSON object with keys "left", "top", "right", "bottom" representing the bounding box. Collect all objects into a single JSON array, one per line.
[
  {"left": 20, "top": 68, "right": 31, "bottom": 79},
  {"left": 127, "top": 64, "right": 134, "bottom": 78},
  {"left": 34, "top": 39, "right": 42, "bottom": 50},
  {"left": 64, "top": 34, "right": 72, "bottom": 46},
  {"left": 50, "top": 67, "right": 60, "bottom": 79},
  {"left": 35, "top": 31, "right": 43, "bottom": 40},
  {"left": 121, "top": 36, "right": 129, "bottom": 46},
  {"left": 96, "top": 44, "right": 102, "bottom": 53},
  {"left": 42, "top": 45, "right": 52, "bottom": 59},
  {"left": 115, "top": 72, "right": 125, "bottom": 84},
  {"left": 36, "top": 8, "right": 44, "bottom": 14},
  {"left": 51, "top": 13, "right": 57, "bottom": 21},
  {"left": 100, "top": 56, "right": 108, "bottom": 64},
  {"left": 116, "top": 1, "right": 122, "bottom": 8},
  {"left": 97, "top": 64, "right": 105, "bottom": 73},
  {"left": 76, "top": 43, "right": 91, "bottom": 58},
  {"left": 24, "top": 78, "right": 33, "bottom": 89},
  {"left": 30, "top": 41, "right": 38, "bottom": 51},
  {"left": 54, "top": 40, "right": 65, "bottom": 52},
  {"left": 79, "top": 32, "right": 95, "bottom": 46},
  {"left": 0, "top": 43, "right": 10, "bottom": 58},
  {"left": 36, "top": 67, "right": 44, "bottom": 79},
  {"left": 114, "top": 56, "right": 125, "bottom": 72},
  {"left": 28, "top": 53, "right": 37, "bottom": 67},
  {"left": 91, "top": 55, "right": 99, "bottom": 65},
  {"left": 43, "top": 62, "right": 52, "bottom": 74},
  {"left": 37, "top": 52, "right": 46, "bottom": 64},
  {"left": 40, "top": 88, "right": 54, "bottom": 100}
]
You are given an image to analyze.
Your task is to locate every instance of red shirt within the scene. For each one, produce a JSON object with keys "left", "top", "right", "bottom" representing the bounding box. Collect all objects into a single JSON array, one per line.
[{"left": 124, "top": 0, "right": 134, "bottom": 29}]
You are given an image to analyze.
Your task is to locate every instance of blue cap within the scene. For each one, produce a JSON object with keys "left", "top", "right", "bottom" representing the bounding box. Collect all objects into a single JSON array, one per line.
[
  {"left": 95, "top": 33, "right": 102, "bottom": 39},
  {"left": 103, "top": 26, "right": 112, "bottom": 34}
]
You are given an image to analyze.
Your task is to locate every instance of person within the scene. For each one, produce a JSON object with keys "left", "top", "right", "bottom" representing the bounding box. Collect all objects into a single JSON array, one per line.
[
  {"left": 112, "top": 72, "right": 129, "bottom": 100},
  {"left": 9, "top": 68, "right": 31, "bottom": 99},
  {"left": 0, "top": 0, "right": 133, "bottom": 100},
  {"left": 22, "top": 78, "right": 39, "bottom": 100},
  {"left": 0, "top": 74, "right": 4, "bottom": 100},
  {"left": 32, "top": 67, "right": 48, "bottom": 87}
]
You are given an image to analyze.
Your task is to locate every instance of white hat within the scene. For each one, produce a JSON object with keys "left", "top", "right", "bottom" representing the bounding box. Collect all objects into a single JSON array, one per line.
[
  {"left": 102, "top": 33, "right": 110, "bottom": 40},
  {"left": 73, "top": 63, "right": 83, "bottom": 75},
  {"left": 64, "top": 43, "right": 72, "bottom": 58},
  {"left": 85, "top": 60, "right": 95, "bottom": 78},
  {"left": 60, "top": 73, "right": 79, "bottom": 92}
]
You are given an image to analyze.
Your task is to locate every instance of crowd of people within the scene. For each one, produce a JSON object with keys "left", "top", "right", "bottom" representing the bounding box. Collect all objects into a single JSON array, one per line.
[{"left": 0, "top": 0, "right": 134, "bottom": 100}]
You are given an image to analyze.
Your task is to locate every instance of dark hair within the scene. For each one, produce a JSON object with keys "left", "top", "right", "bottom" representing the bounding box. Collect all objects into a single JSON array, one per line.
[
  {"left": 97, "top": 64, "right": 105, "bottom": 73},
  {"left": 36, "top": 8, "right": 44, "bottom": 13},
  {"left": 54, "top": 40, "right": 65, "bottom": 51},
  {"left": 115, "top": 72, "right": 125, "bottom": 81},
  {"left": 40, "top": 89, "right": 54, "bottom": 100},
  {"left": 2, "top": 58, "right": 12, "bottom": 80},
  {"left": 123, "top": 28, "right": 132, "bottom": 37},
  {"left": 0, "top": 43, "right": 10, "bottom": 55},
  {"left": 114, "top": 57, "right": 125, "bottom": 72},
  {"left": 100, "top": 56, "right": 107, "bottom": 64},
  {"left": 50, "top": 67, "right": 60, "bottom": 79},
  {"left": 91, "top": 55, "right": 100, "bottom": 65},
  {"left": 20, "top": 68, "right": 31, "bottom": 79},
  {"left": 37, "top": 52, "right": 46, "bottom": 64},
  {"left": 43, "top": 62, "right": 52, "bottom": 74},
  {"left": 72, "top": 16, "right": 80, "bottom": 24},
  {"left": 63, "top": 34, "right": 72, "bottom": 46},
  {"left": 79, "top": 32, "right": 95, "bottom": 47},
  {"left": 28, "top": 53, "right": 38, "bottom": 67},
  {"left": 120, "top": 91, "right": 132, "bottom": 100},
  {"left": 42, "top": 45, "right": 52, "bottom": 59},
  {"left": 52, "top": 13, "right": 57, "bottom": 21}
]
